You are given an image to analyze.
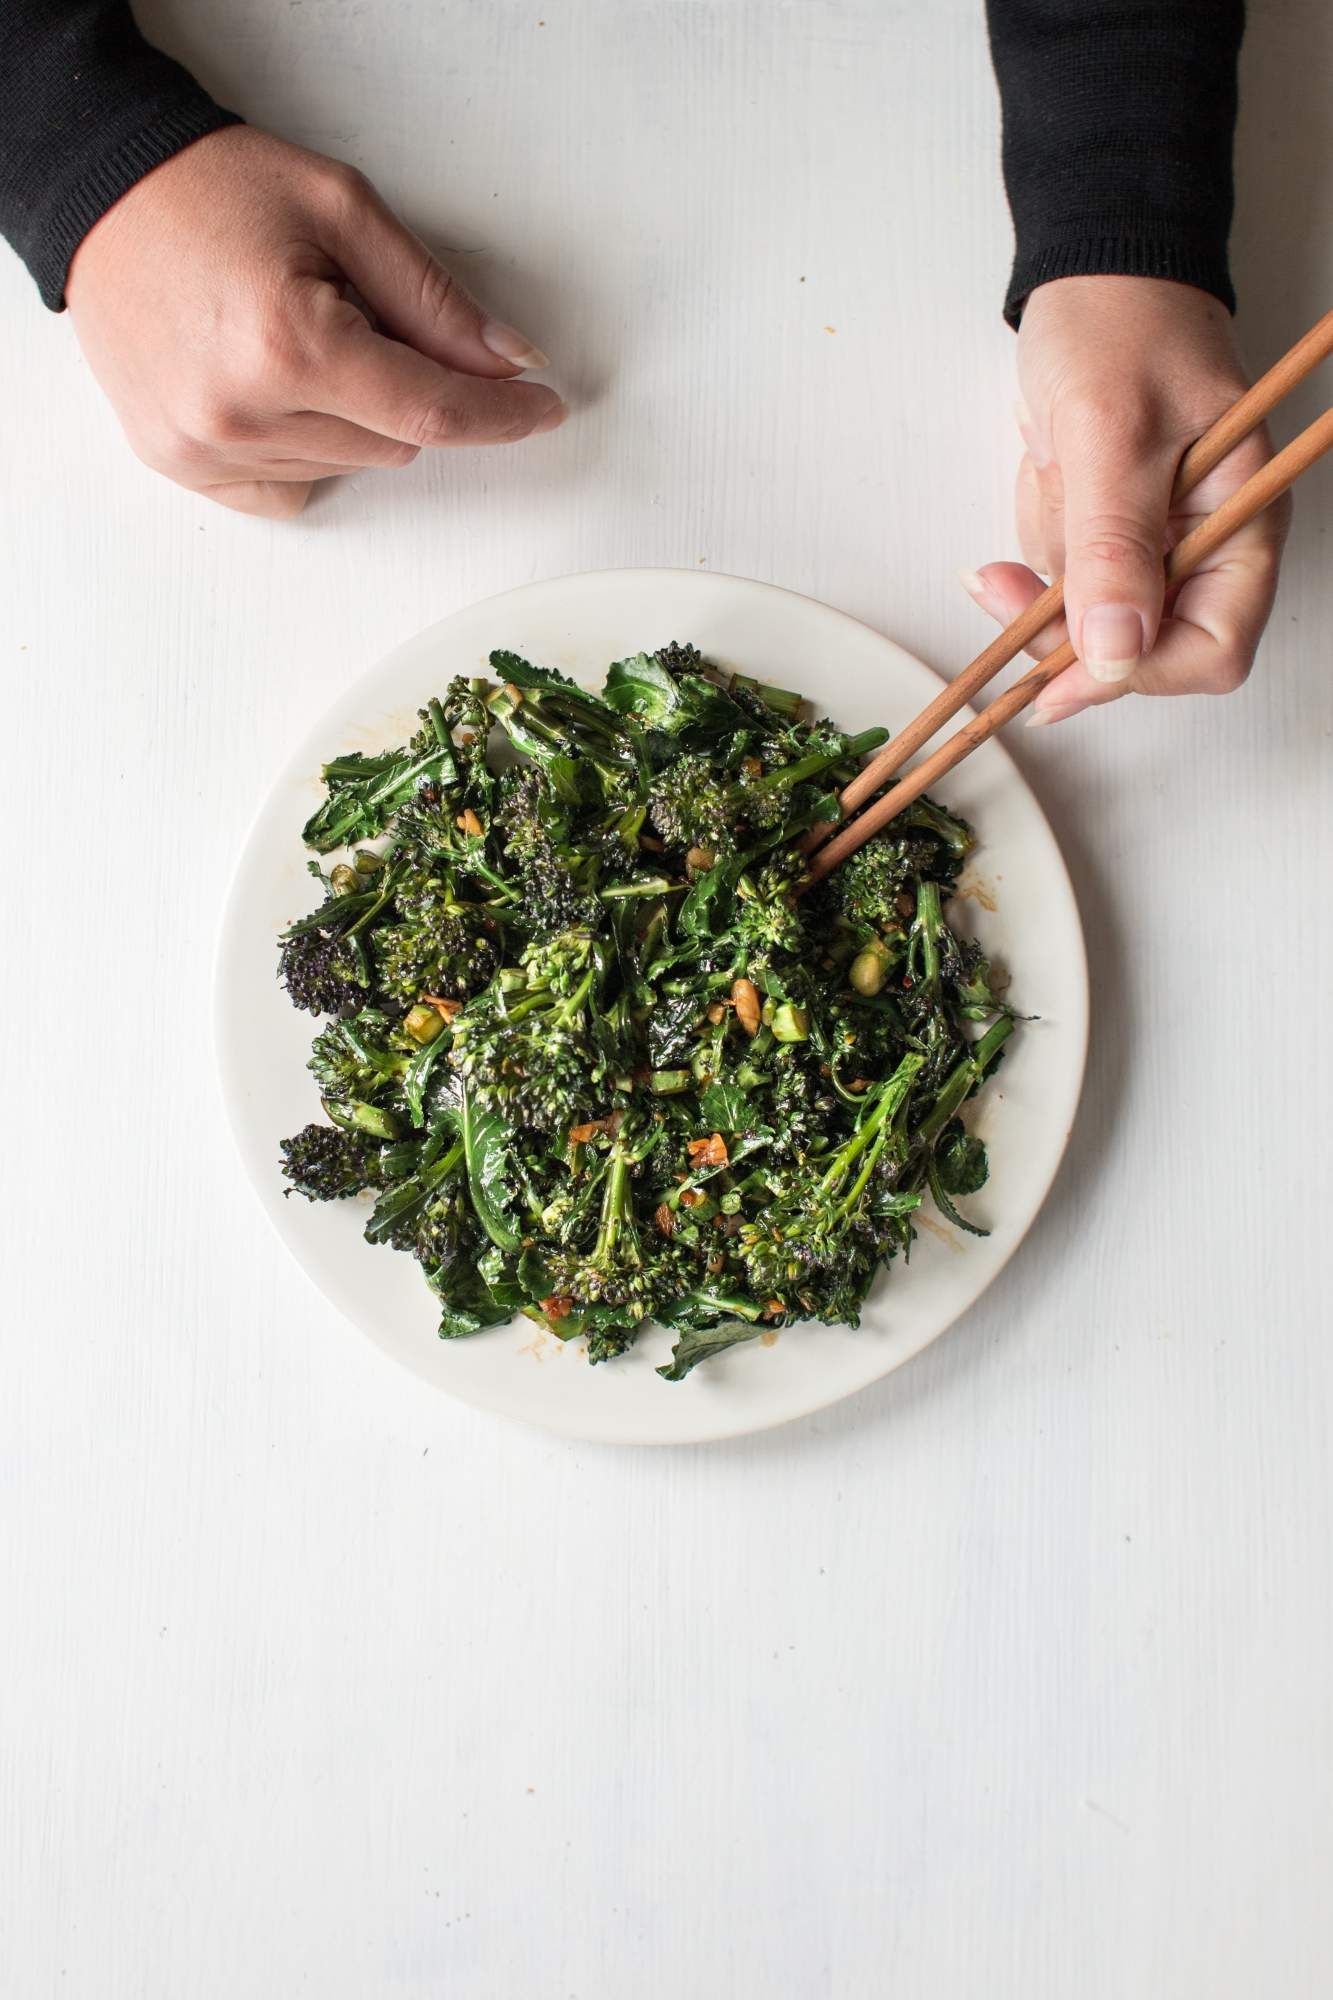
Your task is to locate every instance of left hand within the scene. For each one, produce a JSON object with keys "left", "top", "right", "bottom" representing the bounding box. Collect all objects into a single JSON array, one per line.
[{"left": 961, "top": 275, "right": 1290, "bottom": 726}]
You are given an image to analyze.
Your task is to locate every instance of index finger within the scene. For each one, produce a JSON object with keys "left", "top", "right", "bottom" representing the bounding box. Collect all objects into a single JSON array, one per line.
[{"left": 311, "top": 307, "right": 566, "bottom": 448}]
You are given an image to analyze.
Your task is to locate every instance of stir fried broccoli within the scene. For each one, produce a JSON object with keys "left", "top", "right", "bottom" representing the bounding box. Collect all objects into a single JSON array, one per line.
[{"left": 277, "top": 643, "right": 1015, "bottom": 1378}]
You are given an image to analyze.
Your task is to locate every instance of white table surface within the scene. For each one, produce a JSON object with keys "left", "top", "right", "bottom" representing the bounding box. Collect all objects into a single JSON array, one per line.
[{"left": 3, "top": 3, "right": 1330, "bottom": 1994}]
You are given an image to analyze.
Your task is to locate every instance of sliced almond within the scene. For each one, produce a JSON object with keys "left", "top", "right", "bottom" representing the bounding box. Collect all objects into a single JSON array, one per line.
[
  {"left": 731, "top": 977, "right": 761, "bottom": 1037},
  {"left": 568, "top": 1111, "right": 622, "bottom": 1145},
  {"left": 687, "top": 1133, "right": 729, "bottom": 1168}
]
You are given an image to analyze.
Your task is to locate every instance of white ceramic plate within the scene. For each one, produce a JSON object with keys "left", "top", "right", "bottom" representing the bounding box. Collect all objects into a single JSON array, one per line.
[{"left": 216, "top": 570, "right": 1087, "bottom": 1443}]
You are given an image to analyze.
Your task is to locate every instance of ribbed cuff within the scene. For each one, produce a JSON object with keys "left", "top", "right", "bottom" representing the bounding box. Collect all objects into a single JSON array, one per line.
[
  {"left": 34, "top": 102, "right": 242, "bottom": 311},
  {"left": 1004, "top": 234, "right": 1236, "bottom": 329}
]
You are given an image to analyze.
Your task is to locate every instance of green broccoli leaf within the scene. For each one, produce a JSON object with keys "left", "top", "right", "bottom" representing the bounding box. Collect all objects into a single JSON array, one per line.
[
  {"left": 934, "top": 1120, "right": 989, "bottom": 1196},
  {"left": 461, "top": 1086, "right": 523, "bottom": 1252},
  {"left": 434, "top": 1266, "right": 517, "bottom": 1339},
  {"left": 697, "top": 1080, "right": 754, "bottom": 1133},
  {"left": 657, "top": 1320, "right": 763, "bottom": 1381},
  {"left": 603, "top": 652, "right": 748, "bottom": 741},
  {"left": 926, "top": 1121, "right": 991, "bottom": 1237}
]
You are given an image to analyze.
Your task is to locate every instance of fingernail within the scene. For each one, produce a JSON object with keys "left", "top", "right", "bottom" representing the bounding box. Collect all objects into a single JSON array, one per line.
[
  {"left": 1026, "top": 701, "right": 1086, "bottom": 729},
  {"left": 481, "top": 317, "right": 550, "bottom": 370},
  {"left": 1014, "top": 399, "right": 1051, "bottom": 468},
  {"left": 531, "top": 398, "right": 569, "bottom": 436},
  {"left": 958, "top": 567, "right": 988, "bottom": 602},
  {"left": 1081, "top": 603, "right": 1144, "bottom": 684}
]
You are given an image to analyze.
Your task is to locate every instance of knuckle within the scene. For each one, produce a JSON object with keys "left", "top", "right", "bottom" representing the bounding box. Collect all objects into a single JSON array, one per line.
[
  {"left": 402, "top": 399, "right": 472, "bottom": 449},
  {"left": 1073, "top": 512, "right": 1161, "bottom": 573},
  {"left": 178, "top": 390, "right": 254, "bottom": 448},
  {"left": 1059, "top": 384, "right": 1158, "bottom": 460},
  {"left": 401, "top": 401, "right": 450, "bottom": 449},
  {"left": 415, "top": 258, "right": 459, "bottom": 327},
  {"left": 313, "top": 157, "right": 374, "bottom": 212},
  {"left": 1206, "top": 646, "right": 1251, "bottom": 696},
  {"left": 228, "top": 311, "right": 309, "bottom": 399}
]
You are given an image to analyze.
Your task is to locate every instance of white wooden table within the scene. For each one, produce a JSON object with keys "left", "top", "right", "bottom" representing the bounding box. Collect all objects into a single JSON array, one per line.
[{"left": 3, "top": 4, "right": 1330, "bottom": 1994}]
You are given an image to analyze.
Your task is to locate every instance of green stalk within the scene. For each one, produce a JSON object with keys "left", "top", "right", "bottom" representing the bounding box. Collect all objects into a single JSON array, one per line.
[
  {"left": 728, "top": 672, "right": 806, "bottom": 719},
  {"left": 817, "top": 1052, "right": 924, "bottom": 1199},
  {"left": 916, "top": 1015, "right": 1014, "bottom": 1149},
  {"left": 552, "top": 966, "right": 596, "bottom": 1028},
  {"left": 678, "top": 1290, "right": 766, "bottom": 1323},
  {"left": 601, "top": 876, "right": 685, "bottom": 900},
  {"left": 750, "top": 727, "right": 888, "bottom": 799},
  {"left": 908, "top": 879, "right": 943, "bottom": 995},
  {"left": 344, "top": 859, "right": 407, "bottom": 940},
  {"left": 593, "top": 1146, "right": 637, "bottom": 1265}
]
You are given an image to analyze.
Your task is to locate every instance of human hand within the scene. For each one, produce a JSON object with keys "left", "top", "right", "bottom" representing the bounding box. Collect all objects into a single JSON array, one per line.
[
  {"left": 65, "top": 126, "right": 566, "bottom": 519},
  {"left": 961, "top": 276, "right": 1289, "bottom": 725}
]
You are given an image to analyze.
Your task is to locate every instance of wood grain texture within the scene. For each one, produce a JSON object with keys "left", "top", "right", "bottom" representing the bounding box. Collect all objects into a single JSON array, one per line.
[{"left": 1, "top": 3, "right": 1330, "bottom": 1995}]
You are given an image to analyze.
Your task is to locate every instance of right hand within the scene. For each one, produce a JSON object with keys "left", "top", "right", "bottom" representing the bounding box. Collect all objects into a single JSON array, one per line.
[{"left": 66, "top": 125, "right": 566, "bottom": 518}]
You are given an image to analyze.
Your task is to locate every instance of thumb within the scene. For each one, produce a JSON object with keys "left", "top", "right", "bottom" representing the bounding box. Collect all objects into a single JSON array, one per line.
[
  {"left": 1056, "top": 414, "right": 1176, "bottom": 687},
  {"left": 326, "top": 171, "right": 549, "bottom": 379}
]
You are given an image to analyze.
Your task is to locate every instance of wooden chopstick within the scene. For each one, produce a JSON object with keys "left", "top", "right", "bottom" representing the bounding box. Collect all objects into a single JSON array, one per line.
[
  {"left": 801, "top": 307, "right": 1333, "bottom": 858},
  {"left": 804, "top": 403, "right": 1333, "bottom": 887}
]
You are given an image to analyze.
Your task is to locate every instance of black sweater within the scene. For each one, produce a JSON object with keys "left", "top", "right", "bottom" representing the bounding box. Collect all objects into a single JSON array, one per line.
[{"left": 0, "top": 1, "right": 1244, "bottom": 323}]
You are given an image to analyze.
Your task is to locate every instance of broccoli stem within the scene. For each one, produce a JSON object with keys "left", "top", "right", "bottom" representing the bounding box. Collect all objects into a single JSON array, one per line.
[
  {"left": 592, "top": 1144, "right": 639, "bottom": 1267},
  {"left": 323, "top": 1096, "right": 402, "bottom": 1142},
  {"left": 552, "top": 967, "right": 596, "bottom": 1028},
  {"left": 343, "top": 860, "right": 406, "bottom": 940},
  {"left": 748, "top": 727, "right": 888, "bottom": 799},
  {"left": 600, "top": 876, "right": 685, "bottom": 900},
  {"left": 915, "top": 1015, "right": 1015, "bottom": 1149},
  {"left": 816, "top": 1051, "right": 925, "bottom": 1217},
  {"left": 816, "top": 1051, "right": 925, "bottom": 1203},
  {"left": 676, "top": 1290, "right": 766, "bottom": 1323},
  {"left": 907, "top": 879, "right": 944, "bottom": 996},
  {"left": 727, "top": 672, "right": 806, "bottom": 719}
]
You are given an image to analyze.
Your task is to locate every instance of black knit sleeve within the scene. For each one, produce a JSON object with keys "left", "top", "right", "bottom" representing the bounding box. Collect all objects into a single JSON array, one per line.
[
  {"left": 0, "top": 1, "right": 241, "bottom": 310},
  {"left": 986, "top": 1, "right": 1245, "bottom": 326}
]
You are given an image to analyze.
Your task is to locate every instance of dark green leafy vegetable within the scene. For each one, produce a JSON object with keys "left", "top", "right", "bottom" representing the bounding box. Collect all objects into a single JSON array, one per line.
[{"left": 277, "top": 644, "right": 1015, "bottom": 1376}]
